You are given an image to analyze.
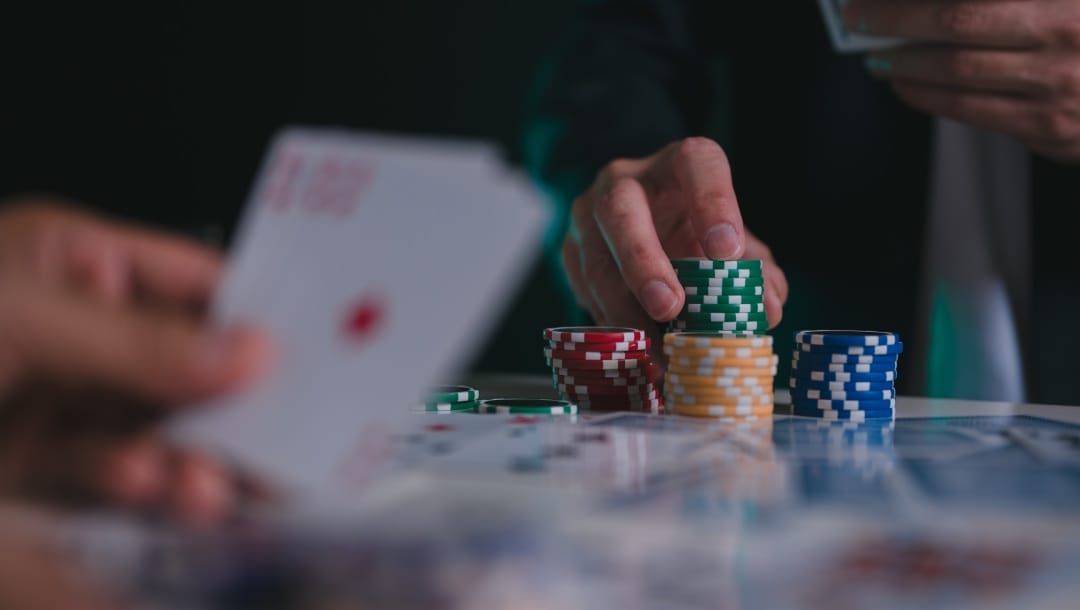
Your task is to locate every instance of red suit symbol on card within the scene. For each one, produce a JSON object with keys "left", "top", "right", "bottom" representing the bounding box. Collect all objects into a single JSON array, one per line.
[{"left": 344, "top": 293, "right": 387, "bottom": 342}]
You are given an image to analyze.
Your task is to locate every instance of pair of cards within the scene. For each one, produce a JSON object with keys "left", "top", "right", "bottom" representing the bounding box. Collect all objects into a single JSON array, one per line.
[{"left": 168, "top": 127, "right": 551, "bottom": 502}]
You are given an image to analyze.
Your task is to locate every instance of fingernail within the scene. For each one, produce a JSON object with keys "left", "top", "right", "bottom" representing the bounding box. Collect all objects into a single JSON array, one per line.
[
  {"left": 704, "top": 224, "right": 741, "bottom": 259},
  {"left": 865, "top": 56, "right": 892, "bottom": 75},
  {"left": 641, "top": 280, "right": 678, "bottom": 320}
]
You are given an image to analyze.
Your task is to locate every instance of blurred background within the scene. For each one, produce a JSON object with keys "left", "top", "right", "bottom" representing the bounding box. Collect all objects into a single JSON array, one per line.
[{"left": 0, "top": 2, "right": 581, "bottom": 376}]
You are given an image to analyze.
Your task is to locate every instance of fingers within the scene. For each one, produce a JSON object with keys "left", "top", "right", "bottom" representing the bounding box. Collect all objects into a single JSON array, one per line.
[
  {"left": 868, "top": 47, "right": 1050, "bottom": 96},
  {"left": 844, "top": 0, "right": 1043, "bottom": 48},
  {"left": 592, "top": 176, "right": 683, "bottom": 321},
  {"left": 889, "top": 79, "right": 1056, "bottom": 142},
  {"left": 663, "top": 137, "right": 746, "bottom": 261},
  {"left": 114, "top": 222, "right": 225, "bottom": 310},
  {"left": 743, "top": 232, "right": 788, "bottom": 330},
  {"left": 4, "top": 286, "right": 271, "bottom": 405}
]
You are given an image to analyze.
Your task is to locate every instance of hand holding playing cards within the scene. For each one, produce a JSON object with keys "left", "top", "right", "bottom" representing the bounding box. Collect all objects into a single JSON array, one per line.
[
  {"left": 562, "top": 137, "right": 789, "bottom": 337},
  {"left": 0, "top": 199, "right": 272, "bottom": 524},
  {"left": 848, "top": 0, "right": 1080, "bottom": 163}
]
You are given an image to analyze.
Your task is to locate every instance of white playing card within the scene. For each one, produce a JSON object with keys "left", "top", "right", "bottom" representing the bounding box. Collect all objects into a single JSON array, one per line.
[
  {"left": 168, "top": 126, "right": 552, "bottom": 502},
  {"left": 817, "top": 0, "right": 907, "bottom": 54}
]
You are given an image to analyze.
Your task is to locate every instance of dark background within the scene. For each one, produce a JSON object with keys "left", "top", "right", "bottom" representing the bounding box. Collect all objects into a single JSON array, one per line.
[{"left": 0, "top": 2, "right": 582, "bottom": 376}]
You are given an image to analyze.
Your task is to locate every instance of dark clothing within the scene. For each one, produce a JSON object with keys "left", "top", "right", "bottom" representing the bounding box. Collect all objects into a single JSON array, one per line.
[{"left": 525, "top": 0, "right": 1080, "bottom": 405}]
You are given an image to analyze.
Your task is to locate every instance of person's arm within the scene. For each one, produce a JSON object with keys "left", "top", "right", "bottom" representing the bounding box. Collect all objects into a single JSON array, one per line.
[{"left": 523, "top": 0, "right": 788, "bottom": 353}]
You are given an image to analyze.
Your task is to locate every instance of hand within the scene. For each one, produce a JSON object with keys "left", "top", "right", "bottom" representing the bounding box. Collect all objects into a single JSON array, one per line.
[
  {"left": 848, "top": 0, "right": 1080, "bottom": 163},
  {"left": 562, "top": 137, "right": 789, "bottom": 342},
  {"left": 0, "top": 199, "right": 273, "bottom": 524},
  {"left": 0, "top": 199, "right": 268, "bottom": 401}
]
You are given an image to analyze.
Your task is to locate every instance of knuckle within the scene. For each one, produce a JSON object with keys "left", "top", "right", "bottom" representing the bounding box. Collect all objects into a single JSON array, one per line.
[
  {"left": 673, "top": 136, "right": 726, "bottom": 165},
  {"left": 595, "top": 177, "right": 641, "bottom": 220},
  {"left": 599, "top": 157, "right": 635, "bottom": 180},
  {"left": 1041, "top": 109, "right": 1079, "bottom": 143},
  {"left": 1053, "top": 23, "right": 1080, "bottom": 49},
  {"left": 935, "top": 4, "right": 981, "bottom": 39}
]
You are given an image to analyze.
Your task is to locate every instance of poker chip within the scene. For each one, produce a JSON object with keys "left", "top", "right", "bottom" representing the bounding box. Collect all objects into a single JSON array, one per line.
[
  {"left": 664, "top": 346, "right": 775, "bottom": 360},
  {"left": 789, "top": 369, "right": 897, "bottom": 383},
  {"left": 556, "top": 384, "right": 659, "bottom": 398},
  {"left": 664, "top": 333, "right": 773, "bottom": 348},
  {"left": 790, "top": 360, "right": 897, "bottom": 374},
  {"left": 792, "top": 351, "right": 899, "bottom": 366},
  {"left": 675, "top": 276, "right": 765, "bottom": 289},
  {"left": 682, "top": 285, "right": 764, "bottom": 297},
  {"left": 790, "top": 405, "right": 895, "bottom": 421},
  {"left": 794, "top": 341, "right": 905, "bottom": 356},
  {"left": 573, "top": 397, "right": 662, "bottom": 411},
  {"left": 789, "top": 378, "right": 895, "bottom": 392},
  {"left": 682, "top": 302, "right": 765, "bottom": 314},
  {"left": 551, "top": 366, "right": 651, "bottom": 379},
  {"left": 668, "top": 320, "right": 764, "bottom": 332},
  {"left": 417, "top": 401, "right": 479, "bottom": 413},
  {"left": 794, "top": 330, "right": 899, "bottom": 347},
  {"left": 547, "top": 339, "right": 650, "bottom": 352},
  {"left": 543, "top": 326, "right": 647, "bottom": 343},
  {"left": 425, "top": 385, "right": 480, "bottom": 404},
  {"left": 683, "top": 294, "right": 759, "bottom": 306},
  {"left": 477, "top": 398, "right": 578, "bottom": 415},
  {"left": 665, "top": 390, "right": 774, "bottom": 407},
  {"left": 669, "top": 258, "right": 763, "bottom": 272},
  {"left": 417, "top": 385, "right": 480, "bottom": 414},
  {"left": 546, "top": 357, "right": 646, "bottom": 370},
  {"left": 791, "top": 397, "right": 896, "bottom": 411},
  {"left": 789, "top": 387, "right": 895, "bottom": 401},
  {"left": 676, "top": 311, "right": 769, "bottom": 324},
  {"left": 674, "top": 267, "right": 755, "bottom": 279},
  {"left": 664, "top": 354, "right": 777, "bottom": 369},
  {"left": 554, "top": 373, "right": 651, "bottom": 387},
  {"left": 543, "top": 347, "right": 648, "bottom": 361},
  {"left": 664, "top": 372, "right": 774, "bottom": 387},
  {"left": 543, "top": 325, "right": 662, "bottom": 412},
  {"left": 672, "top": 411, "right": 769, "bottom": 423},
  {"left": 666, "top": 366, "right": 778, "bottom": 380}
]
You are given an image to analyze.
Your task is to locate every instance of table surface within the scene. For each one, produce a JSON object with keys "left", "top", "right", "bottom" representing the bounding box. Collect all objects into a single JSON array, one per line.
[{"left": 54, "top": 373, "right": 1080, "bottom": 610}]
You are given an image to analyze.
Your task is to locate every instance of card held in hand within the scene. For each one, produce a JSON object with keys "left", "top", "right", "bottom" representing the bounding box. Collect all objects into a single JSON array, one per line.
[{"left": 168, "top": 126, "right": 552, "bottom": 503}]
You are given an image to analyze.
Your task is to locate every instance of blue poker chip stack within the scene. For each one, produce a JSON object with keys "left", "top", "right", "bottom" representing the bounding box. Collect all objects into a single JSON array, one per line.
[{"left": 788, "top": 330, "right": 901, "bottom": 421}]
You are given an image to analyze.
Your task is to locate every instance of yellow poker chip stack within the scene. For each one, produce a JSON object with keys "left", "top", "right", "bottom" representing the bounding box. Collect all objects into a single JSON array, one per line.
[{"left": 662, "top": 331, "right": 777, "bottom": 423}]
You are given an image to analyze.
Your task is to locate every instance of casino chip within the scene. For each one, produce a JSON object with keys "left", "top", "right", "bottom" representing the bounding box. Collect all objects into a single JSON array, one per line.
[
  {"left": 663, "top": 329, "right": 778, "bottom": 423},
  {"left": 787, "top": 330, "right": 902, "bottom": 421},
  {"left": 477, "top": 398, "right": 578, "bottom": 415},
  {"left": 543, "top": 326, "right": 662, "bottom": 412},
  {"left": 667, "top": 260, "right": 768, "bottom": 333},
  {"left": 418, "top": 384, "right": 480, "bottom": 413}
]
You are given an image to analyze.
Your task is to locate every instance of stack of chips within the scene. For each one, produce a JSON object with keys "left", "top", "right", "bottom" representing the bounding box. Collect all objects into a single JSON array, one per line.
[
  {"left": 662, "top": 332, "right": 777, "bottom": 424},
  {"left": 668, "top": 258, "right": 767, "bottom": 335},
  {"left": 419, "top": 385, "right": 480, "bottom": 413},
  {"left": 477, "top": 398, "right": 577, "bottom": 415},
  {"left": 543, "top": 326, "right": 661, "bottom": 413},
  {"left": 788, "top": 330, "right": 902, "bottom": 421}
]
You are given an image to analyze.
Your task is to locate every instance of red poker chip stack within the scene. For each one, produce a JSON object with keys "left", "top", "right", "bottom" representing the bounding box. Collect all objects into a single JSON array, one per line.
[{"left": 543, "top": 326, "right": 662, "bottom": 413}]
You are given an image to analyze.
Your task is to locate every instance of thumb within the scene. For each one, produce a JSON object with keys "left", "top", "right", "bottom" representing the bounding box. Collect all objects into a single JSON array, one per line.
[{"left": 2, "top": 286, "right": 270, "bottom": 405}]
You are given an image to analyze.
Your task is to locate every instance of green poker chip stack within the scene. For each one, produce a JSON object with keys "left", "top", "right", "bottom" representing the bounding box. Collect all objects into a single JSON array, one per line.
[
  {"left": 418, "top": 385, "right": 480, "bottom": 413},
  {"left": 668, "top": 258, "right": 768, "bottom": 336},
  {"left": 476, "top": 398, "right": 578, "bottom": 415}
]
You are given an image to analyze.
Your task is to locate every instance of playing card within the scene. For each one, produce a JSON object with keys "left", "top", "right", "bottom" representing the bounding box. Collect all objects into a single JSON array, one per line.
[
  {"left": 817, "top": 0, "right": 907, "bottom": 54},
  {"left": 168, "top": 126, "right": 552, "bottom": 502}
]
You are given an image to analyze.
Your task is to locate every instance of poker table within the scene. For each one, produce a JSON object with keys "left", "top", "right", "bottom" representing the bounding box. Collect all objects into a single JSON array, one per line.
[{"left": 53, "top": 371, "right": 1080, "bottom": 609}]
